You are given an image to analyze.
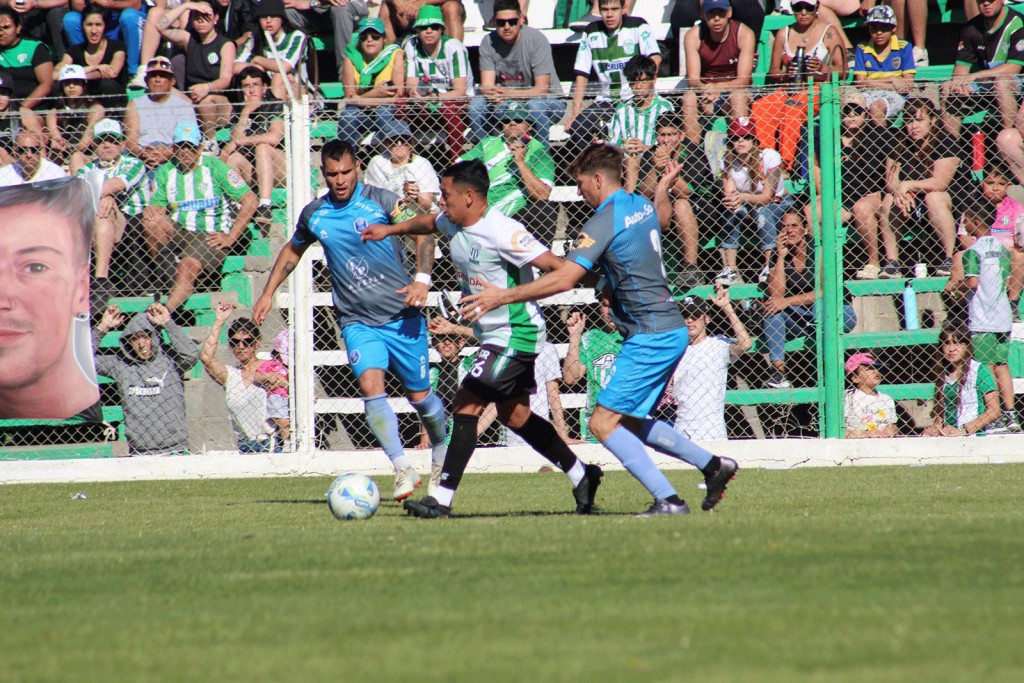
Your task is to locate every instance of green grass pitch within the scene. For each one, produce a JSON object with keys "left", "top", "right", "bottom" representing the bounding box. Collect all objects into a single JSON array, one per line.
[{"left": 3, "top": 464, "right": 1024, "bottom": 682}]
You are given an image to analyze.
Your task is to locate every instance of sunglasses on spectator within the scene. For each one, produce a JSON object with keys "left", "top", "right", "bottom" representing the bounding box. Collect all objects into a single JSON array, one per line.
[
  {"left": 16, "top": 145, "right": 41, "bottom": 154},
  {"left": 494, "top": 17, "right": 519, "bottom": 27},
  {"left": 867, "top": 23, "right": 894, "bottom": 32},
  {"left": 230, "top": 336, "right": 258, "bottom": 347},
  {"left": 388, "top": 138, "right": 412, "bottom": 147},
  {"left": 729, "top": 135, "right": 756, "bottom": 143},
  {"left": 842, "top": 104, "right": 866, "bottom": 116},
  {"left": 360, "top": 31, "right": 383, "bottom": 40},
  {"left": 791, "top": 2, "right": 816, "bottom": 12},
  {"left": 419, "top": 24, "right": 444, "bottom": 31}
]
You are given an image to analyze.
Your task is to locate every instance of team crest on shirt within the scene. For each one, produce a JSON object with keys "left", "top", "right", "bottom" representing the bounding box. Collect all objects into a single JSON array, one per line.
[
  {"left": 354, "top": 217, "right": 368, "bottom": 233},
  {"left": 574, "top": 232, "right": 595, "bottom": 249},
  {"left": 511, "top": 229, "right": 537, "bottom": 252},
  {"left": 208, "top": 53, "right": 219, "bottom": 64},
  {"left": 469, "top": 244, "right": 480, "bottom": 261},
  {"left": 621, "top": 39, "right": 635, "bottom": 53},
  {"left": 226, "top": 170, "right": 244, "bottom": 188},
  {"left": 1017, "top": 40, "right": 1024, "bottom": 52},
  {"left": 349, "top": 350, "right": 361, "bottom": 364},
  {"left": 891, "top": 57, "right": 901, "bottom": 69}
]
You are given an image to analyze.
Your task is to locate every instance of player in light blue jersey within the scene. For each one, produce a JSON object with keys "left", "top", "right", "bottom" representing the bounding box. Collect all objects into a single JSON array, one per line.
[
  {"left": 463, "top": 144, "right": 739, "bottom": 516},
  {"left": 253, "top": 139, "right": 449, "bottom": 502}
]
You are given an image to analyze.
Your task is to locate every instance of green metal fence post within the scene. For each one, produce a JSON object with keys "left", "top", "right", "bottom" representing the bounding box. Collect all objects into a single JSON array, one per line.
[{"left": 818, "top": 76, "right": 845, "bottom": 438}]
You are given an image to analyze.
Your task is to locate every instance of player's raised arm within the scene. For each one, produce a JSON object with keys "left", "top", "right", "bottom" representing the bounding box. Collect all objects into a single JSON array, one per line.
[{"left": 361, "top": 212, "right": 439, "bottom": 241}]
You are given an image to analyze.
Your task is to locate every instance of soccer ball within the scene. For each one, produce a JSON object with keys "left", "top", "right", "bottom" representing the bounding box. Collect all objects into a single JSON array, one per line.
[{"left": 326, "top": 473, "right": 381, "bottom": 521}]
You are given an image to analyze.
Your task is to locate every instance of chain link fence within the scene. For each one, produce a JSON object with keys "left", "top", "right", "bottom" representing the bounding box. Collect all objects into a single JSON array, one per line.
[{"left": 5, "top": 75, "right": 1024, "bottom": 458}]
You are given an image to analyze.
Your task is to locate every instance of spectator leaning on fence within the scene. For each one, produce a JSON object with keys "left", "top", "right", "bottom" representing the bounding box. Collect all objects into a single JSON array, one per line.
[
  {"left": 363, "top": 118, "right": 440, "bottom": 219},
  {"left": 945, "top": 198, "right": 1023, "bottom": 433},
  {"left": 337, "top": 17, "right": 401, "bottom": 148},
  {"left": 0, "top": 7, "right": 53, "bottom": 114},
  {"left": 853, "top": 5, "right": 915, "bottom": 126},
  {"left": 843, "top": 352, "right": 898, "bottom": 438},
  {"left": 469, "top": 0, "right": 565, "bottom": 147},
  {"left": 201, "top": 301, "right": 279, "bottom": 453},
  {"left": 403, "top": 5, "right": 473, "bottom": 157},
  {"left": 143, "top": 121, "right": 258, "bottom": 311},
  {"left": 671, "top": 286, "right": 752, "bottom": 442},
  {"left": 123, "top": 56, "right": 200, "bottom": 171},
  {"left": 93, "top": 302, "right": 200, "bottom": 455},
  {"left": 940, "top": 0, "right": 1024, "bottom": 137},
  {"left": 565, "top": 0, "right": 660, "bottom": 157},
  {"left": 637, "top": 113, "right": 719, "bottom": 289},
  {"left": 884, "top": 96, "right": 970, "bottom": 277},
  {"left": 156, "top": 0, "right": 236, "bottom": 148},
  {"left": 220, "top": 65, "right": 286, "bottom": 227},
  {"left": 923, "top": 322, "right": 1001, "bottom": 436},
  {"left": 0, "top": 128, "right": 65, "bottom": 185},
  {"left": 717, "top": 116, "right": 792, "bottom": 287},
  {"left": 761, "top": 210, "right": 857, "bottom": 389},
  {"left": 53, "top": 7, "right": 126, "bottom": 113},
  {"left": 681, "top": 0, "right": 756, "bottom": 146},
  {"left": 75, "top": 118, "right": 148, "bottom": 308},
  {"left": 283, "top": 0, "right": 367, "bottom": 81}
]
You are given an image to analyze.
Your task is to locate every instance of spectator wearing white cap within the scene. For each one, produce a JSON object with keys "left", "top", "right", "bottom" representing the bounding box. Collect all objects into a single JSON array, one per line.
[
  {"left": 0, "top": 127, "right": 66, "bottom": 185},
  {"left": 142, "top": 120, "right": 257, "bottom": 310},
  {"left": 46, "top": 63, "right": 104, "bottom": 172},
  {"left": 123, "top": 56, "right": 199, "bottom": 170},
  {"left": 75, "top": 117, "right": 148, "bottom": 304},
  {"left": 844, "top": 352, "right": 898, "bottom": 438},
  {"left": 852, "top": 5, "right": 915, "bottom": 126}
]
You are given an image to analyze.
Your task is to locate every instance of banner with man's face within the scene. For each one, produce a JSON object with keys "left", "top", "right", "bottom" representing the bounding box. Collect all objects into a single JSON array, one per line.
[{"left": 0, "top": 176, "right": 101, "bottom": 421}]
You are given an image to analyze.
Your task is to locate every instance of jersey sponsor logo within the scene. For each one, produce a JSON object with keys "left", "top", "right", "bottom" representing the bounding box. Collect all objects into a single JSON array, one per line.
[
  {"left": 172, "top": 196, "right": 222, "bottom": 212},
  {"left": 623, "top": 202, "right": 654, "bottom": 229},
  {"left": 510, "top": 229, "right": 538, "bottom": 252},
  {"left": 574, "top": 232, "right": 595, "bottom": 249},
  {"left": 346, "top": 257, "right": 369, "bottom": 279},
  {"left": 354, "top": 216, "right": 368, "bottom": 233}
]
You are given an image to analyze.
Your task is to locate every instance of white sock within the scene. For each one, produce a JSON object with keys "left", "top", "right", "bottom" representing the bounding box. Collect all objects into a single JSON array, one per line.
[
  {"left": 431, "top": 442, "right": 448, "bottom": 467},
  {"left": 259, "top": 198, "right": 272, "bottom": 207},
  {"left": 432, "top": 486, "right": 455, "bottom": 507},
  {"left": 567, "top": 459, "right": 586, "bottom": 487}
]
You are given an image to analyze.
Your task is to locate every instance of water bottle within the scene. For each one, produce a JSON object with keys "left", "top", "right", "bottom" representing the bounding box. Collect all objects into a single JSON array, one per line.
[
  {"left": 972, "top": 129, "right": 985, "bottom": 182},
  {"left": 903, "top": 282, "right": 920, "bottom": 330},
  {"left": 792, "top": 47, "right": 806, "bottom": 84}
]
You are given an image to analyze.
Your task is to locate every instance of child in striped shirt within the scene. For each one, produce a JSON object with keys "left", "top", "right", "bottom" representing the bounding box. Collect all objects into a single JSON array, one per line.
[{"left": 609, "top": 55, "right": 675, "bottom": 189}]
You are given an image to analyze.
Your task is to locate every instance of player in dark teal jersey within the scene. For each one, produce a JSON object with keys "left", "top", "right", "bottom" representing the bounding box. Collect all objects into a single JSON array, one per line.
[
  {"left": 253, "top": 139, "right": 449, "bottom": 502},
  {"left": 462, "top": 144, "right": 738, "bottom": 516}
]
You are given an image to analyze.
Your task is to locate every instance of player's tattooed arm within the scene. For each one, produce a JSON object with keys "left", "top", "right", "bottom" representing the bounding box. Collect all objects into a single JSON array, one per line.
[{"left": 414, "top": 233, "right": 436, "bottom": 276}]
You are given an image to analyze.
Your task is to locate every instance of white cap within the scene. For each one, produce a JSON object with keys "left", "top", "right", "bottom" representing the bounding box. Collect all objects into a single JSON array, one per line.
[
  {"left": 94, "top": 118, "right": 124, "bottom": 138},
  {"left": 59, "top": 64, "right": 88, "bottom": 82}
]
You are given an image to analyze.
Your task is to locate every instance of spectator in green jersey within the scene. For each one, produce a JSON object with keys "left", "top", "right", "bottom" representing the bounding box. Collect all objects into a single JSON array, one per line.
[{"left": 142, "top": 121, "right": 258, "bottom": 311}]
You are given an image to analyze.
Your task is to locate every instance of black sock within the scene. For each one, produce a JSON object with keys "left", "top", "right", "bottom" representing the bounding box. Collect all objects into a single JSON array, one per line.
[
  {"left": 666, "top": 495, "right": 687, "bottom": 505},
  {"left": 439, "top": 413, "right": 479, "bottom": 494},
  {"left": 701, "top": 455, "right": 722, "bottom": 476},
  {"left": 508, "top": 413, "right": 578, "bottom": 473}
]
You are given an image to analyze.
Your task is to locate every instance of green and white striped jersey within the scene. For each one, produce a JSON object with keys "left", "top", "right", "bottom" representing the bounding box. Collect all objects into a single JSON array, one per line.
[
  {"left": 608, "top": 94, "right": 675, "bottom": 147},
  {"left": 149, "top": 157, "right": 251, "bottom": 233},
  {"left": 435, "top": 208, "right": 547, "bottom": 352},
  {"left": 963, "top": 235, "right": 1013, "bottom": 333},
  {"left": 236, "top": 30, "right": 306, "bottom": 74},
  {"left": 404, "top": 35, "right": 475, "bottom": 96},
  {"left": 76, "top": 152, "right": 149, "bottom": 217},
  {"left": 573, "top": 16, "right": 660, "bottom": 102},
  {"left": 460, "top": 135, "right": 555, "bottom": 217}
]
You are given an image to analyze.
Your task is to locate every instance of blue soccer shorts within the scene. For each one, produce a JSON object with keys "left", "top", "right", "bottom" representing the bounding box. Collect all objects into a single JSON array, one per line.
[
  {"left": 597, "top": 326, "right": 689, "bottom": 419},
  {"left": 341, "top": 315, "right": 430, "bottom": 392}
]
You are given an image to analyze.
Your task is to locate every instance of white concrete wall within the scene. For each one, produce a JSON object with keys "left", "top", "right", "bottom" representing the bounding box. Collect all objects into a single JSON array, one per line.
[{"left": 3, "top": 437, "right": 1022, "bottom": 485}]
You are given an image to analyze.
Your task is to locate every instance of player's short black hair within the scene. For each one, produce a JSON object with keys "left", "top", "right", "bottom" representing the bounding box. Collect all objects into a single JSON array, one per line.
[
  {"left": 493, "top": 0, "right": 521, "bottom": 15},
  {"left": 321, "top": 138, "right": 357, "bottom": 166},
  {"left": 623, "top": 55, "right": 657, "bottom": 83},
  {"left": 441, "top": 159, "right": 490, "bottom": 197},
  {"left": 569, "top": 143, "right": 623, "bottom": 185}
]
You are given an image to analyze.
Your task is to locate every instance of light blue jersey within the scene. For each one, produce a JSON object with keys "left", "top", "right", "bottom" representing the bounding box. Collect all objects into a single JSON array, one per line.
[
  {"left": 292, "top": 183, "right": 417, "bottom": 330},
  {"left": 566, "top": 189, "right": 685, "bottom": 339}
]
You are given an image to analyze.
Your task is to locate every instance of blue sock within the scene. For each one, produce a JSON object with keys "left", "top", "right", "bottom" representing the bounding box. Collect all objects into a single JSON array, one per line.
[
  {"left": 604, "top": 426, "right": 677, "bottom": 500},
  {"left": 363, "top": 394, "right": 404, "bottom": 463},
  {"left": 410, "top": 392, "right": 447, "bottom": 446},
  {"left": 638, "top": 419, "right": 713, "bottom": 470}
]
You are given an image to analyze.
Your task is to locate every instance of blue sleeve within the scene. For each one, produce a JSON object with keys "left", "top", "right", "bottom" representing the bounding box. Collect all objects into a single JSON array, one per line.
[
  {"left": 291, "top": 201, "right": 319, "bottom": 248},
  {"left": 901, "top": 43, "right": 917, "bottom": 70},
  {"left": 361, "top": 184, "right": 403, "bottom": 220},
  {"left": 566, "top": 205, "right": 615, "bottom": 270}
]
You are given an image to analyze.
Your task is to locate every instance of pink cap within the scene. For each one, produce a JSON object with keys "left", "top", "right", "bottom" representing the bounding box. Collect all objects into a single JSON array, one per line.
[
  {"left": 845, "top": 352, "right": 881, "bottom": 374},
  {"left": 273, "top": 329, "right": 289, "bottom": 366}
]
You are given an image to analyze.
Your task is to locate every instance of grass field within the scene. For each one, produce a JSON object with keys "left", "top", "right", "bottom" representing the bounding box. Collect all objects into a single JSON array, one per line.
[{"left": 3, "top": 463, "right": 1024, "bottom": 682}]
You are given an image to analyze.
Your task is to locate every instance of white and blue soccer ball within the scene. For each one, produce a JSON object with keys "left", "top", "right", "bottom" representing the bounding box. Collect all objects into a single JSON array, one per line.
[{"left": 326, "top": 473, "right": 381, "bottom": 521}]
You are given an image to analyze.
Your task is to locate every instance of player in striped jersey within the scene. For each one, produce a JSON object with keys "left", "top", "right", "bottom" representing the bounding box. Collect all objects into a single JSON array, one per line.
[
  {"left": 361, "top": 159, "right": 604, "bottom": 518},
  {"left": 143, "top": 122, "right": 258, "bottom": 311},
  {"left": 76, "top": 118, "right": 149, "bottom": 308}
]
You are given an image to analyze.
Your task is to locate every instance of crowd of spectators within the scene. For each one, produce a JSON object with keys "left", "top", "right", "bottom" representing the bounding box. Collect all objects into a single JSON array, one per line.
[{"left": 7, "top": 0, "right": 1024, "bottom": 448}]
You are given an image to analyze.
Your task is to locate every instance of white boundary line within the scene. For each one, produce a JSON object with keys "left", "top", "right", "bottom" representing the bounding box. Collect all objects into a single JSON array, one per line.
[{"left": 3, "top": 437, "right": 1023, "bottom": 485}]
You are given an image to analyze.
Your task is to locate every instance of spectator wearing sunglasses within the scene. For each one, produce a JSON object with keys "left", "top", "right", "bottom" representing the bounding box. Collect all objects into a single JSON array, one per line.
[
  {"left": 0, "top": 128, "right": 66, "bottom": 186},
  {"left": 852, "top": 5, "right": 915, "bottom": 125},
  {"left": 337, "top": 17, "right": 402, "bottom": 148},
  {"left": 201, "top": 301, "right": 280, "bottom": 453},
  {"left": 469, "top": 0, "right": 565, "bottom": 147}
]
